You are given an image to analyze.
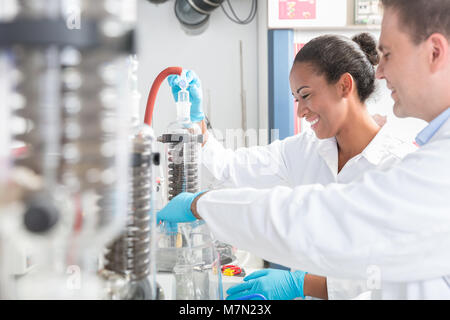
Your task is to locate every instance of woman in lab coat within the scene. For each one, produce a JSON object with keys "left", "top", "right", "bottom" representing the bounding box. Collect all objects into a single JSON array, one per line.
[{"left": 166, "top": 33, "right": 416, "bottom": 300}]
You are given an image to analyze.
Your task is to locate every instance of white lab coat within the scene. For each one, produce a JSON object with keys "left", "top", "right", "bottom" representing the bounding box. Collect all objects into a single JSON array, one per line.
[
  {"left": 199, "top": 119, "right": 450, "bottom": 299},
  {"left": 202, "top": 124, "right": 416, "bottom": 299}
]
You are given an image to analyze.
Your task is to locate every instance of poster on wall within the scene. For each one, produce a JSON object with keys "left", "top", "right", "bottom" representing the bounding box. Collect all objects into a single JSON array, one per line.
[
  {"left": 279, "top": 1, "right": 317, "bottom": 20},
  {"left": 268, "top": 0, "right": 348, "bottom": 29}
]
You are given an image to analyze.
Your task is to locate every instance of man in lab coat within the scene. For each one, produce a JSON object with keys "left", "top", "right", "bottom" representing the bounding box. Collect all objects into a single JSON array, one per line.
[{"left": 158, "top": 0, "right": 450, "bottom": 299}]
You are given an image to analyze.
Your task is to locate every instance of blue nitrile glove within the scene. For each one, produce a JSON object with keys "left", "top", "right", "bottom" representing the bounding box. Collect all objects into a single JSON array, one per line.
[
  {"left": 157, "top": 191, "right": 205, "bottom": 225},
  {"left": 226, "top": 269, "right": 307, "bottom": 300},
  {"left": 167, "top": 70, "right": 204, "bottom": 122}
]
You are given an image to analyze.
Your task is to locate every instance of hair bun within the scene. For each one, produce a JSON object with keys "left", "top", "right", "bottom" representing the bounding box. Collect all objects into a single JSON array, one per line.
[{"left": 352, "top": 32, "right": 380, "bottom": 66}]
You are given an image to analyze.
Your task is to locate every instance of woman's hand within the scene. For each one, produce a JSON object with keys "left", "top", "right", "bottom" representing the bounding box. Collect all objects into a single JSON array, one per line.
[{"left": 167, "top": 70, "right": 205, "bottom": 123}]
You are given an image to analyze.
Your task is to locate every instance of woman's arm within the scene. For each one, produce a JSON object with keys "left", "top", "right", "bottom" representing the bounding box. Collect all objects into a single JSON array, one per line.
[
  {"left": 198, "top": 120, "right": 292, "bottom": 189},
  {"left": 303, "top": 274, "right": 328, "bottom": 300}
]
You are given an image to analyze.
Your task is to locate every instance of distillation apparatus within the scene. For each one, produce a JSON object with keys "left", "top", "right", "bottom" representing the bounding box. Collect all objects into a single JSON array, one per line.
[
  {"left": 0, "top": 42, "right": 13, "bottom": 299},
  {"left": 0, "top": 1, "right": 221, "bottom": 300},
  {"left": 101, "top": 56, "right": 160, "bottom": 300},
  {"left": 158, "top": 76, "right": 203, "bottom": 202},
  {"left": 145, "top": 67, "right": 223, "bottom": 300},
  {"left": 0, "top": 0, "right": 153, "bottom": 299}
]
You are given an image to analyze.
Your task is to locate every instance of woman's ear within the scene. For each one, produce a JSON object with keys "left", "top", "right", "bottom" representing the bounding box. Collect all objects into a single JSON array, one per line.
[{"left": 337, "top": 72, "right": 354, "bottom": 98}]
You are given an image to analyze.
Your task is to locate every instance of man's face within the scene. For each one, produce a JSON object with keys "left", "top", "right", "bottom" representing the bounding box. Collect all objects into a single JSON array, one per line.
[{"left": 376, "top": 8, "right": 429, "bottom": 120}]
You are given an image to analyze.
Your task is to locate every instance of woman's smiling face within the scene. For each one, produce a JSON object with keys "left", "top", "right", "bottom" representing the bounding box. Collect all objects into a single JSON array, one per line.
[{"left": 289, "top": 62, "right": 349, "bottom": 139}]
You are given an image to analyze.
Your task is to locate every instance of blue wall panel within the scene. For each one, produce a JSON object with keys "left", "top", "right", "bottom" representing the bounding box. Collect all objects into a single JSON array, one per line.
[
  {"left": 267, "top": 29, "right": 294, "bottom": 271},
  {"left": 268, "top": 29, "right": 294, "bottom": 143}
]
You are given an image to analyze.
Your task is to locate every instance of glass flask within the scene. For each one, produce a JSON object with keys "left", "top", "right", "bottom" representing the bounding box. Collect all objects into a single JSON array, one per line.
[
  {"left": 158, "top": 221, "right": 223, "bottom": 300},
  {"left": 156, "top": 85, "right": 223, "bottom": 300}
]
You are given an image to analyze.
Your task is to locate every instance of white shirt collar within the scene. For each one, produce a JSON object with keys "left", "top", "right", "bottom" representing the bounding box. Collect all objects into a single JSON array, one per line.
[
  {"left": 316, "top": 122, "right": 414, "bottom": 169},
  {"left": 360, "top": 124, "right": 393, "bottom": 165},
  {"left": 362, "top": 122, "right": 417, "bottom": 165},
  {"left": 316, "top": 136, "right": 338, "bottom": 174}
]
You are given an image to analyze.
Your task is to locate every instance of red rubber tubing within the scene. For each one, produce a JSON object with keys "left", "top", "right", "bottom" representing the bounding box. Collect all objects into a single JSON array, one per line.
[{"left": 144, "top": 66, "right": 183, "bottom": 126}]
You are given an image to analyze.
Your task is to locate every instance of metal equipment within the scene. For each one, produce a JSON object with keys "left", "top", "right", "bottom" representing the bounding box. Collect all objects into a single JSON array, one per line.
[
  {"left": 143, "top": 67, "right": 223, "bottom": 300},
  {"left": 0, "top": 1, "right": 222, "bottom": 300},
  {"left": 0, "top": 0, "right": 139, "bottom": 299},
  {"left": 174, "top": 0, "right": 224, "bottom": 35},
  {"left": 102, "top": 123, "right": 159, "bottom": 300}
]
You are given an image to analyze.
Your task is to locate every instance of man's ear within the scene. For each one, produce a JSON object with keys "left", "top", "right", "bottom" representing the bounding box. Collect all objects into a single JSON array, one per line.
[
  {"left": 427, "top": 33, "right": 449, "bottom": 73},
  {"left": 337, "top": 72, "right": 354, "bottom": 98}
]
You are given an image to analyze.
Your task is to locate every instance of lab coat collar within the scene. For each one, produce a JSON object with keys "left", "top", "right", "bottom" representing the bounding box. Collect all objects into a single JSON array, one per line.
[
  {"left": 360, "top": 124, "right": 395, "bottom": 166},
  {"left": 316, "top": 123, "right": 403, "bottom": 169}
]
